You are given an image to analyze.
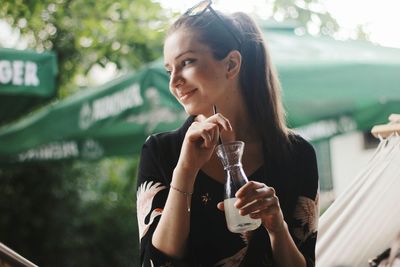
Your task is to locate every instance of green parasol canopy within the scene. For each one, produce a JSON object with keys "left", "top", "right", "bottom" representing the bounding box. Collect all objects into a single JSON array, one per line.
[
  {"left": 0, "top": 26, "right": 399, "bottom": 163},
  {"left": 263, "top": 26, "right": 400, "bottom": 140},
  {"left": 0, "top": 63, "right": 185, "bottom": 162},
  {"left": 0, "top": 48, "right": 58, "bottom": 124}
]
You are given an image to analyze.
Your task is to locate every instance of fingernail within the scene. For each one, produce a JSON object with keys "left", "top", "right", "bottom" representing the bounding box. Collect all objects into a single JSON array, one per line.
[{"left": 234, "top": 200, "right": 239, "bottom": 208}]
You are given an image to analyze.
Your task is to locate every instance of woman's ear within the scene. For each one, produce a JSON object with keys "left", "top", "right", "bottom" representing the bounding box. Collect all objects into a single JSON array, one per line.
[{"left": 225, "top": 50, "right": 241, "bottom": 79}]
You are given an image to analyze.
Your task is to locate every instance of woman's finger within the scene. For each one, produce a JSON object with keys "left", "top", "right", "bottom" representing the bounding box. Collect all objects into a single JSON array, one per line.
[
  {"left": 188, "top": 122, "right": 217, "bottom": 143},
  {"left": 196, "top": 114, "right": 207, "bottom": 122},
  {"left": 206, "top": 113, "right": 232, "bottom": 132},
  {"left": 200, "top": 123, "right": 220, "bottom": 148},
  {"left": 235, "top": 182, "right": 276, "bottom": 208},
  {"left": 248, "top": 205, "right": 281, "bottom": 219},
  {"left": 196, "top": 112, "right": 232, "bottom": 131},
  {"left": 235, "top": 181, "right": 264, "bottom": 197},
  {"left": 217, "top": 201, "right": 224, "bottom": 211},
  {"left": 200, "top": 129, "right": 213, "bottom": 148},
  {"left": 238, "top": 196, "right": 278, "bottom": 216}
]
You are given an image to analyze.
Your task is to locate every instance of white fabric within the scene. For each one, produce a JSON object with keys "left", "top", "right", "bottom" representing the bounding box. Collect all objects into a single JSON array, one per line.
[{"left": 316, "top": 135, "right": 400, "bottom": 267}]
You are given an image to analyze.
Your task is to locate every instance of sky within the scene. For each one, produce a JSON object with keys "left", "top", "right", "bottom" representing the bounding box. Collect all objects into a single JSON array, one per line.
[{"left": 156, "top": 0, "right": 400, "bottom": 49}]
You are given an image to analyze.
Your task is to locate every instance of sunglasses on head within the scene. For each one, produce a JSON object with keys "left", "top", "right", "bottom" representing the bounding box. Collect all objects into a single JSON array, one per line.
[{"left": 183, "top": 0, "right": 242, "bottom": 48}]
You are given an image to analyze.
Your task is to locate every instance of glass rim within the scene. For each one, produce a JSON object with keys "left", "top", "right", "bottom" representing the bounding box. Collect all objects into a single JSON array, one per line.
[{"left": 216, "top": 141, "right": 244, "bottom": 149}]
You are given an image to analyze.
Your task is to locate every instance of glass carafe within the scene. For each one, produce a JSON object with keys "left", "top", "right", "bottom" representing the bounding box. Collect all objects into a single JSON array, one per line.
[{"left": 216, "top": 141, "right": 261, "bottom": 233}]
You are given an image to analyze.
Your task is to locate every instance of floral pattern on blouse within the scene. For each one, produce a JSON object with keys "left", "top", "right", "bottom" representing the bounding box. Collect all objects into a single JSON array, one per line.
[
  {"left": 137, "top": 181, "right": 167, "bottom": 240},
  {"left": 292, "top": 193, "right": 319, "bottom": 244}
]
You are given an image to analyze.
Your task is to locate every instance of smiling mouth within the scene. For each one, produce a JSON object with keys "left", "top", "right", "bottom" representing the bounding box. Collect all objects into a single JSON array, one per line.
[{"left": 178, "top": 88, "right": 197, "bottom": 101}]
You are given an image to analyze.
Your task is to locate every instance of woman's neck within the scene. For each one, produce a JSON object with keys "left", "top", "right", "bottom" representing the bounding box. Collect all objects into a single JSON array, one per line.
[{"left": 217, "top": 88, "right": 260, "bottom": 144}]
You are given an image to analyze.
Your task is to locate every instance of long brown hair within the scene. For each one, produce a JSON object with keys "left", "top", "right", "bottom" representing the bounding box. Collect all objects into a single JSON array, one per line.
[{"left": 167, "top": 11, "right": 292, "bottom": 163}]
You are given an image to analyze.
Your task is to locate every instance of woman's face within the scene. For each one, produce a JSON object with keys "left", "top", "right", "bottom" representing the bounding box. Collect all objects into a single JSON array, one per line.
[{"left": 164, "top": 28, "right": 229, "bottom": 116}]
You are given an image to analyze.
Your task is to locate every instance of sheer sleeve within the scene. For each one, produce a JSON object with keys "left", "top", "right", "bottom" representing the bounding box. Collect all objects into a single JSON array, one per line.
[
  {"left": 290, "top": 139, "right": 319, "bottom": 267},
  {"left": 136, "top": 135, "right": 188, "bottom": 267}
]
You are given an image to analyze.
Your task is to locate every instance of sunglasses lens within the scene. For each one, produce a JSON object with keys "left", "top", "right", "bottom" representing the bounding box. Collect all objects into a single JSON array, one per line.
[
  {"left": 182, "top": 0, "right": 241, "bottom": 48},
  {"left": 186, "top": 1, "right": 210, "bottom": 16}
]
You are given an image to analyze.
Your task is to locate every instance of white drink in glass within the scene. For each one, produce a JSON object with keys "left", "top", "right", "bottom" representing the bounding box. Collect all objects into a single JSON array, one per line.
[{"left": 224, "top": 198, "right": 261, "bottom": 233}]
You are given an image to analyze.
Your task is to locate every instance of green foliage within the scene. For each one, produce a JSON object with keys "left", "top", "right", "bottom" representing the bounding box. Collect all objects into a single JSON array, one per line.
[
  {"left": 0, "top": 158, "right": 140, "bottom": 267},
  {"left": 0, "top": 1, "right": 166, "bottom": 265},
  {"left": 0, "top": 0, "right": 170, "bottom": 97}
]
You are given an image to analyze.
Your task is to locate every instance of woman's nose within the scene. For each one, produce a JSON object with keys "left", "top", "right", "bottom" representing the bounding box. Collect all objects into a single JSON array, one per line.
[{"left": 170, "top": 70, "right": 184, "bottom": 89}]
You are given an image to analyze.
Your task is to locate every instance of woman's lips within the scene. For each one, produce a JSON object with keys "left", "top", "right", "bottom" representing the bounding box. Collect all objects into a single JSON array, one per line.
[{"left": 178, "top": 88, "right": 197, "bottom": 101}]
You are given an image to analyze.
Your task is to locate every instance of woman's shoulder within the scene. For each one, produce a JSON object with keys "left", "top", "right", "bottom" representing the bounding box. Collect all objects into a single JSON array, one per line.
[
  {"left": 288, "top": 132, "right": 316, "bottom": 159},
  {"left": 138, "top": 116, "right": 195, "bottom": 180},
  {"left": 285, "top": 133, "right": 318, "bottom": 179},
  {"left": 288, "top": 132, "right": 319, "bottom": 182},
  {"left": 282, "top": 133, "right": 319, "bottom": 199}
]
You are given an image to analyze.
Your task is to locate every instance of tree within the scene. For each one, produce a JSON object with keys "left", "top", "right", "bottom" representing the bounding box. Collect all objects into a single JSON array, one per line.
[
  {"left": 0, "top": 1, "right": 168, "bottom": 266},
  {"left": 0, "top": 158, "right": 140, "bottom": 267},
  {"left": 0, "top": 0, "right": 171, "bottom": 97}
]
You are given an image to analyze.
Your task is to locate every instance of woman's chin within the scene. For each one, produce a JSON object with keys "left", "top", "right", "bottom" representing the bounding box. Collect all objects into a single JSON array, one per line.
[
  {"left": 183, "top": 104, "right": 212, "bottom": 117},
  {"left": 183, "top": 106, "right": 197, "bottom": 116}
]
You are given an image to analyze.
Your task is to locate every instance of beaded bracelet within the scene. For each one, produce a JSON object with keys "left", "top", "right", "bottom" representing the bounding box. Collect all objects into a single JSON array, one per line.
[{"left": 170, "top": 184, "right": 193, "bottom": 212}]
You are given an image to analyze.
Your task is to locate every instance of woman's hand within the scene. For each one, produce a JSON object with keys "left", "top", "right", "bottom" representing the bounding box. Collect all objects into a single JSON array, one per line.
[
  {"left": 176, "top": 113, "right": 232, "bottom": 175},
  {"left": 217, "top": 181, "right": 286, "bottom": 234}
]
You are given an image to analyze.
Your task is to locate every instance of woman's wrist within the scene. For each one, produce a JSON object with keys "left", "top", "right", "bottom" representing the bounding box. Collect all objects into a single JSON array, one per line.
[
  {"left": 266, "top": 221, "right": 288, "bottom": 239},
  {"left": 172, "top": 165, "right": 198, "bottom": 191},
  {"left": 175, "top": 160, "right": 198, "bottom": 177}
]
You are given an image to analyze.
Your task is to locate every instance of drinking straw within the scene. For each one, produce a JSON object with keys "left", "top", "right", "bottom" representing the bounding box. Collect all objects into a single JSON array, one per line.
[{"left": 213, "top": 105, "right": 223, "bottom": 145}]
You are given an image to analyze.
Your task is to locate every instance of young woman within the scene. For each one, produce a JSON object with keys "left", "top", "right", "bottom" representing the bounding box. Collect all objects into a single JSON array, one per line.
[{"left": 136, "top": 1, "right": 319, "bottom": 266}]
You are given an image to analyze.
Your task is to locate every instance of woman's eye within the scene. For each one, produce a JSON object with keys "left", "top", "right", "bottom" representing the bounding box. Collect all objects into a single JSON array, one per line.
[
  {"left": 182, "top": 59, "right": 195, "bottom": 66},
  {"left": 165, "top": 69, "right": 172, "bottom": 76}
]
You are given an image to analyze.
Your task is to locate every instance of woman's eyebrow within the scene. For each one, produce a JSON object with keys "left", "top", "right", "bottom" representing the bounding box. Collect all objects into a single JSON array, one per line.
[
  {"left": 175, "top": 50, "right": 196, "bottom": 60},
  {"left": 164, "top": 50, "right": 196, "bottom": 68}
]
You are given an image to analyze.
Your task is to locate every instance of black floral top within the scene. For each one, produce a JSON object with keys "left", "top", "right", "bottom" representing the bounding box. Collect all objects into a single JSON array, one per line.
[{"left": 137, "top": 116, "right": 319, "bottom": 267}]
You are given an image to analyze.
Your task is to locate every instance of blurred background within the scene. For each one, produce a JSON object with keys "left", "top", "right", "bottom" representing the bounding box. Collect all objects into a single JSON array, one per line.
[{"left": 1, "top": 0, "right": 399, "bottom": 266}]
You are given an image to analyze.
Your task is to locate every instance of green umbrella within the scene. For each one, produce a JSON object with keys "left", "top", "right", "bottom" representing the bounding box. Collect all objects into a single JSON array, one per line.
[
  {"left": 0, "top": 63, "right": 185, "bottom": 162},
  {"left": 0, "top": 26, "right": 399, "bottom": 163},
  {"left": 0, "top": 48, "right": 58, "bottom": 124},
  {"left": 264, "top": 26, "right": 400, "bottom": 140}
]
